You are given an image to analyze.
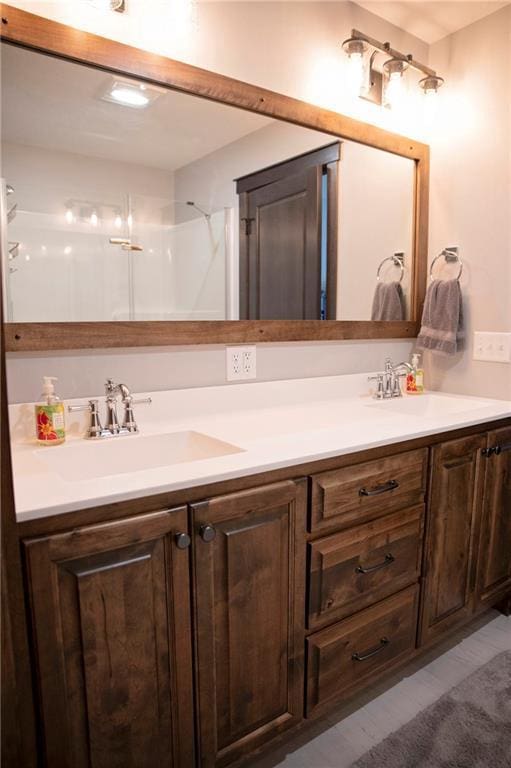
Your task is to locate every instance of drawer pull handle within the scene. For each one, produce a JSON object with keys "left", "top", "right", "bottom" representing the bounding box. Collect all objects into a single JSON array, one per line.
[
  {"left": 352, "top": 637, "right": 390, "bottom": 662},
  {"left": 359, "top": 479, "right": 399, "bottom": 497},
  {"left": 494, "top": 443, "right": 511, "bottom": 455},
  {"left": 355, "top": 553, "right": 395, "bottom": 575}
]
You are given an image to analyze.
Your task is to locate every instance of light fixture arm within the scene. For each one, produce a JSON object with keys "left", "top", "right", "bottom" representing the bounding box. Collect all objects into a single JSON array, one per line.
[{"left": 351, "top": 28, "right": 437, "bottom": 79}]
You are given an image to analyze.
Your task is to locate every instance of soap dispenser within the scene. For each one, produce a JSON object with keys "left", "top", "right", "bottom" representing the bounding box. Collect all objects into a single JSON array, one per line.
[
  {"left": 406, "top": 353, "right": 424, "bottom": 395},
  {"left": 35, "top": 376, "right": 66, "bottom": 445}
]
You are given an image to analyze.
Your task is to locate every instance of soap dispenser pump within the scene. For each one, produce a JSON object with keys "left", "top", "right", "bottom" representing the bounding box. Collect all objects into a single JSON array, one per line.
[{"left": 35, "top": 376, "right": 66, "bottom": 445}]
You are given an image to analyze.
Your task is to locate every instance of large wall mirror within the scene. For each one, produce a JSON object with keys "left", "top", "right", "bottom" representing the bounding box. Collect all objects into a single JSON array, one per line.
[{"left": 0, "top": 6, "right": 428, "bottom": 349}]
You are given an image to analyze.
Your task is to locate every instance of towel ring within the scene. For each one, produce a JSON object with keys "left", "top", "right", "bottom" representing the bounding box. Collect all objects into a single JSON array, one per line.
[
  {"left": 376, "top": 253, "right": 405, "bottom": 284},
  {"left": 430, "top": 247, "right": 463, "bottom": 281}
]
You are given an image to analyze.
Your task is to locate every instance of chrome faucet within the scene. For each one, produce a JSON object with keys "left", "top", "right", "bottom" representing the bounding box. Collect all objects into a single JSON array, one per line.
[
  {"left": 68, "top": 379, "right": 152, "bottom": 439},
  {"left": 368, "top": 358, "right": 413, "bottom": 399}
]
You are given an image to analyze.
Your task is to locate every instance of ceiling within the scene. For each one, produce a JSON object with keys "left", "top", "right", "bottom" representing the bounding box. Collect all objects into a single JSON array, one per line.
[
  {"left": 355, "top": 1, "right": 510, "bottom": 44},
  {"left": 1, "top": 44, "right": 272, "bottom": 172}
]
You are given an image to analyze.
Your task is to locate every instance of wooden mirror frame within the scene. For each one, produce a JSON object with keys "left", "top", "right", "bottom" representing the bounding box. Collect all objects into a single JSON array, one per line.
[{"left": 0, "top": 5, "right": 429, "bottom": 351}]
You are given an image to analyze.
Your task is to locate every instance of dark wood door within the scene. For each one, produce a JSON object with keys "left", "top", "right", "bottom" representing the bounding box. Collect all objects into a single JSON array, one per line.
[
  {"left": 24, "top": 508, "right": 194, "bottom": 768},
  {"left": 192, "top": 479, "right": 307, "bottom": 767},
  {"left": 240, "top": 167, "right": 322, "bottom": 319},
  {"left": 476, "top": 427, "right": 511, "bottom": 606},
  {"left": 419, "top": 433, "right": 486, "bottom": 646}
]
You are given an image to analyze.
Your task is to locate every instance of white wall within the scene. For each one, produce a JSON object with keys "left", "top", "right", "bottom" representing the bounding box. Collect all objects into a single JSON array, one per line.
[
  {"left": 426, "top": 5, "right": 511, "bottom": 399},
  {"left": 338, "top": 142, "right": 415, "bottom": 319}
]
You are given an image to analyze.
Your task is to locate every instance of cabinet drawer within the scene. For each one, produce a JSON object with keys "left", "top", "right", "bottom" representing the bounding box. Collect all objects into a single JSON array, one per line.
[
  {"left": 306, "top": 585, "right": 419, "bottom": 716},
  {"left": 310, "top": 448, "right": 427, "bottom": 533},
  {"left": 308, "top": 505, "right": 424, "bottom": 630}
]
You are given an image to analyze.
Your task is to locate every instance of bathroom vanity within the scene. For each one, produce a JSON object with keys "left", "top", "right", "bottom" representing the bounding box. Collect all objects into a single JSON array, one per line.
[{"left": 11, "top": 378, "right": 511, "bottom": 768}]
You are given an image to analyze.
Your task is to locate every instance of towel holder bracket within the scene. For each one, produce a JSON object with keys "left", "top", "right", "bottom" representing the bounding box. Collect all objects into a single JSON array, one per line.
[
  {"left": 429, "top": 246, "right": 463, "bottom": 281},
  {"left": 376, "top": 252, "right": 405, "bottom": 283}
]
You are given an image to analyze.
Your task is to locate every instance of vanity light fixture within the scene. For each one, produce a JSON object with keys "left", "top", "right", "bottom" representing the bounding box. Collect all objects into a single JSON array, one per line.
[
  {"left": 90, "top": 210, "right": 99, "bottom": 227},
  {"left": 65, "top": 207, "right": 74, "bottom": 224},
  {"left": 341, "top": 28, "right": 444, "bottom": 111},
  {"left": 100, "top": 78, "right": 165, "bottom": 109},
  {"left": 114, "top": 214, "right": 123, "bottom": 229}
]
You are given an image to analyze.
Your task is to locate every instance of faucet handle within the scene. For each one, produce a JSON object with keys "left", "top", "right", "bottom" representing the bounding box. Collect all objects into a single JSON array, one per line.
[
  {"left": 121, "top": 396, "right": 152, "bottom": 433},
  {"left": 68, "top": 399, "right": 105, "bottom": 438},
  {"left": 368, "top": 374, "right": 385, "bottom": 399}
]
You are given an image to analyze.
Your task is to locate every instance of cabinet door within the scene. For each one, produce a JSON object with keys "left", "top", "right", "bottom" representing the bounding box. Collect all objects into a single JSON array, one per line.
[
  {"left": 192, "top": 480, "right": 307, "bottom": 768},
  {"left": 419, "top": 434, "right": 486, "bottom": 646},
  {"left": 477, "top": 426, "right": 511, "bottom": 606},
  {"left": 24, "top": 508, "right": 194, "bottom": 768}
]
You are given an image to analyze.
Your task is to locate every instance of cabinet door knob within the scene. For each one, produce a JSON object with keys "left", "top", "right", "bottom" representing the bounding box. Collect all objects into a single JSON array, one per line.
[
  {"left": 482, "top": 447, "right": 494, "bottom": 457},
  {"left": 199, "top": 524, "right": 216, "bottom": 543},
  {"left": 175, "top": 532, "right": 191, "bottom": 549}
]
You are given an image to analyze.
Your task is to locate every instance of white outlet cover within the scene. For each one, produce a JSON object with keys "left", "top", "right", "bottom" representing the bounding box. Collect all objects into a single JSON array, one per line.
[{"left": 226, "top": 346, "right": 257, "bottom": 381}]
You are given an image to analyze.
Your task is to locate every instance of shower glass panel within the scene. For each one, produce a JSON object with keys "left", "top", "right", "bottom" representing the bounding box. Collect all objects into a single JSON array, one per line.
[
  {"left": 3, "top": 184, "right": 232, "bottom": 322},
  {"left": 4, "top": 187, "right": 128, "bottom": 322}
]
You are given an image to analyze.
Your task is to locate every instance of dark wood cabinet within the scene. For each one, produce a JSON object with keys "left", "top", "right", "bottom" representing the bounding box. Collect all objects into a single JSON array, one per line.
[
  {"left": 476, "top": 426, "right": 511, "bottom": 607},
  {"left": 17, "top": 422, "right": 511, "bottom": 768},
  {"left": 23, "top": 508, "right": 195, "bottom": 768},
  {"left": 191, "top": 480, "right": 307, "bottom": 767},
  {"left": 419, "top": 434, "right": 486, "bottom": 645}
]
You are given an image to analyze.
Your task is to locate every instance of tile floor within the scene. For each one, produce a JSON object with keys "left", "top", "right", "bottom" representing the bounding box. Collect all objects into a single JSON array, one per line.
[{"left": 250, "top": 610, "right": 511, "bottom": 768}]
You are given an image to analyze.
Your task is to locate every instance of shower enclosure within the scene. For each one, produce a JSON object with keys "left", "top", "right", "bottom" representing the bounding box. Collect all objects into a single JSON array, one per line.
[{"left": 1, "top": 184, "right": 235, "bottom": 322}]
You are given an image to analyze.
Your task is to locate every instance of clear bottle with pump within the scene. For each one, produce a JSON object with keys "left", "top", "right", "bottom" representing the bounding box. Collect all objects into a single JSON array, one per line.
[
  {"left": 35, "top": 376, "right": 66, "bottom": 445},
  {"left": 406, "top": 353, "right": 424, "bottom": 394}
]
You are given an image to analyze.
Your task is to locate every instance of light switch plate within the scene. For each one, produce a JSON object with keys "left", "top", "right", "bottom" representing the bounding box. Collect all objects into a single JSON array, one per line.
[
  {"left": 226, "top": 346, "right": 257, "bottom": 381},
  {"left": 473, "top": 332, "right": 511, "bottom": 363}
]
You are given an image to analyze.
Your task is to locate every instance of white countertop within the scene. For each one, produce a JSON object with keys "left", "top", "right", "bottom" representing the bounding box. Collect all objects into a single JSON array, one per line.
[{"left": 9, "top": 373, "right": 511, "bottom": 522}]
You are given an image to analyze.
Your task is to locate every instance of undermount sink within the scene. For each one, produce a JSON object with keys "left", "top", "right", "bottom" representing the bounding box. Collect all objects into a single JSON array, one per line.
[
  {"left": 367, "top": 393, "right": 494, "bottom": 419},
  {"left": 34, "top": 430, "right": 244, "bottom": 482}
]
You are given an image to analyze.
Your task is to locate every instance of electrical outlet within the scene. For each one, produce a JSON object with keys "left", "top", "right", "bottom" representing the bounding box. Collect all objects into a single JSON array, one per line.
[
  {"left": 473, "top": 332, "right": 511, "bottom": 363},
  {"left": 226, "top": 346, "right": 256, "bottom": 381}
]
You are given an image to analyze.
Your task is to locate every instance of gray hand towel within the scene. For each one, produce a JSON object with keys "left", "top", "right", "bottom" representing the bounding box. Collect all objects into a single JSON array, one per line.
[
  {"left": 416, "top": 279, "right": 464, "bottom": 355},
  {"left": 371, "top": 281, "right": 405, "bottom": 321}
]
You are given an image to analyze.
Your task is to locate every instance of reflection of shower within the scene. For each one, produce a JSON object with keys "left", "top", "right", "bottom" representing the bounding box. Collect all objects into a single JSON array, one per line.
[{"left": 174, "top": 200, "right": 211, "bottom": 220}]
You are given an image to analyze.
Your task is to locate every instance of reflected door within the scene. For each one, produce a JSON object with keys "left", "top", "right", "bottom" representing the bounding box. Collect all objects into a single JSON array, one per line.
[{"left": 238, "top": 144, "right": 340, "bottom": 320}]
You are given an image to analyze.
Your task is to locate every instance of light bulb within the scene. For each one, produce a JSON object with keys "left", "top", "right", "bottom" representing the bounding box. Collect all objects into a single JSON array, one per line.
[
  {"left": 423, "top": 90, "right": 439, "bottom": 125},
  {"left": 65, "top": 208, "right": 74, "bottom": 224},
  {"left": 64, "top": 246, "right": 72, "bottom": 255},
  {"left": 346, "top": 52, "right": 365, "bottom": 96},
  {"left": 342, "top": 37, "right": 368, "bottom": 98},
  {"left": 114, "top": 215, "right": 122, "bottom": 229},
  {"left": 385, "top": 71, "right": 404, "bottom": 108},
  {"left": 383, "top": 58, "right": 408, "bottom": 110},
  {"left": 110, "top": 87, "right": 149, "bottom": 108},
  {"left": 90, "top": 211, "right": 99, "bottom": 226},
  {"left": 88, "top": 0, "right": 123, "bottom": 11},
  {"left": 127, "top": 213, "right": 133, "bottom": 228},
  {"left": 420, "top": 75, "right": 444, "bottom": 125}
]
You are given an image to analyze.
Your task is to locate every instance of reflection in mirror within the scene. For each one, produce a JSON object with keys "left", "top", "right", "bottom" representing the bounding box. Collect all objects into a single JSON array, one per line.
[{"left": 1, "top": 43, "right": 415, "bottom": 323}]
